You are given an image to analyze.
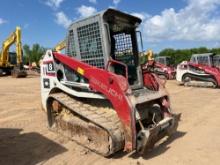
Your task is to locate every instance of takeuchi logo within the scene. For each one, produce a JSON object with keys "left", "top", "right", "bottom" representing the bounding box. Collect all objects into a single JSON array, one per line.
[{"left": 90, "top": 77, "right": 123, "bottom": 101}]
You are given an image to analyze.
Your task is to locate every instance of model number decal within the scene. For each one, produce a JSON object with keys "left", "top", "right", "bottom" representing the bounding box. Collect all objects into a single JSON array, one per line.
[{"left": 90, "top": 77, "right": 123, "bottom": 101}]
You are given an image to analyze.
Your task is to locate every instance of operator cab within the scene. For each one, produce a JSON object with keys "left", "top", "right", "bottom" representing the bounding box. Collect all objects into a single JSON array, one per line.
[
  {"left": 190, "top": 53, "right": 216, "bottom": 67},
  {"left": 213, "top": 55, "right": 220, "bottom": 68},
  {"left": 65, "top": 8, "right": 144, "bottom": 88},
  {"left": 155, "top": 56, "right": 172, "bottom": 66},
  {"left": 103, "top": 9, "right": 142, "bottom": 86},
  {"left": 8, "top": 52, "right": 17, "bottom": 65}
]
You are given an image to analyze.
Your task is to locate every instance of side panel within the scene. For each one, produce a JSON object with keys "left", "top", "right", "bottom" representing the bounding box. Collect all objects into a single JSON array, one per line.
[
  {"left": 176, "top": 63, "right": 187, "bottom": 82},
  {"left": 40, "top": 50, "right": 105, "bottom": 111}
]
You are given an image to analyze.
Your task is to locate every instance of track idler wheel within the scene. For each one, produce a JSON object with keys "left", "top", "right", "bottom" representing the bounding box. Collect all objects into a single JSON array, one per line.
[{"left": 183, "top": 75, "right": 191, "bottom": 84}]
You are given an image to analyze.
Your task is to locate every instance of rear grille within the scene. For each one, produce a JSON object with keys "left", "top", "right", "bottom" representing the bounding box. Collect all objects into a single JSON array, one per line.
[{"left": 77, "top": 22, "right": 104, "bottom": 68}]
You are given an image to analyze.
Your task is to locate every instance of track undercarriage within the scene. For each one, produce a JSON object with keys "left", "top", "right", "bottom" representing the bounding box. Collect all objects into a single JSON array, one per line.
[
  {"left": 182, "top": 73, "right": 217, "bottom": 88},
  {"left": 46, "top": 92, "right": 180, "bottom": 156},
  {"left": 47, "top": 92, "right": 124, "bottom": 156}
]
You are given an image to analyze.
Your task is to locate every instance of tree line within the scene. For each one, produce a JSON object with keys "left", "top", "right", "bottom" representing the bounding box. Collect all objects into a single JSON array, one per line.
[
  {"left": 156, "top": 47, "right": 220, "bottom": 65},
  {"left": 22, "top": 44, "right": 220, "bottom": 66},
  {"left": 22, "top": 44, "right": 47, "bottom": 66}
]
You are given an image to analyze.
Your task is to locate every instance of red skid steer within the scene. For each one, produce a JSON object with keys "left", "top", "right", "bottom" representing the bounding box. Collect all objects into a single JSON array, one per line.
[{"left": 41, "top": 9, "right": 180, "bottom": 156}]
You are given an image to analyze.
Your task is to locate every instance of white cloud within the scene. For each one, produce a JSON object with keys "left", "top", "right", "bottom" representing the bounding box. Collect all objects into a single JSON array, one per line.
[
  {"left": 23, "top": 23, "right": 30, "bottom": 29},
  {"left": 46, "top": 0, "right": 64, "bottom": 8},
  {"left": 131, "top": 12, "right": 150, "bottom": 20},
  {"left": 76, "top": 5, "right": 97, "bottom": 18},
  {"left": 141, "top": 0, "right": 220, "bottom": 42},
  {"left": 113, "top": 0, "right": 121, "bottom": 6},
  {"left": 0, "top": 18, "right": 7, "bottom": 25},
  {"left": 89, "top": 0, "right": 97, "bottom": 4},
  {"left": 109, "top": 0, "right": 121, "bottom": 8},
  {"left": 55, "top": 11, "right": 71, "bottom": 28}
]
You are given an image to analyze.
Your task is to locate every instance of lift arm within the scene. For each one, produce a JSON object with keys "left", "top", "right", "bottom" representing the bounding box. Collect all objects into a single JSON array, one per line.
[
  {"left": 52, "top": 52, "right": 134, "bottom": 151},
  {"left": 0, "top": 26, "right": 23, "bottom": 67}
]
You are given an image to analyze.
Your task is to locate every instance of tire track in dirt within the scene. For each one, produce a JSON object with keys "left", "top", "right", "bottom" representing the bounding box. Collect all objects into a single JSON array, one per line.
[{"left": 0, "top": 77, "right": 220, "bottom": 165}]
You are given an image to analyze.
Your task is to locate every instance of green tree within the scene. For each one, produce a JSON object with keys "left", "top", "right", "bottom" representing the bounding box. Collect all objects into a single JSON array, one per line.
[
  {"left": 157, "top": 46, "right": 219, "bottom": 65},
  {"left": 23, "top": 44, "right": 46, "bottom": 66},
  {"left": 23, "top": 44, "right": 31, "bottom": 65},
  {"left": 210, "top": 48, "right": 220, "bottom": 54}
]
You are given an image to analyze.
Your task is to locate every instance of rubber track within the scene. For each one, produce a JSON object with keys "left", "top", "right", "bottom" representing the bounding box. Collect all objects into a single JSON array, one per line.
[
  {"left": 183, "top": 73, "right": 217, "bottom": 88},
  {"left": 184, "top": 81, "right": 215, "bottom": 88},
  {"left": 48, "top": 92, "right": 125, "bottom": 156}
]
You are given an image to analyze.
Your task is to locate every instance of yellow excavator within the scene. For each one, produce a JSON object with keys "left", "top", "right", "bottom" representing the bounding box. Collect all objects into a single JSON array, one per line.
[
  {"left": 0, "top": 26, "right": 27, "bottom": 77},
  {"left": 54, "top": 40, "right": 66, "bottom": 53}
]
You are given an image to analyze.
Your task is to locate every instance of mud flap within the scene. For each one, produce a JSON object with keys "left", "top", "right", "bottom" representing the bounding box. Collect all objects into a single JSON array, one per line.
[{"left": 136, "top": 113, "right": 181, "bottom": 154}]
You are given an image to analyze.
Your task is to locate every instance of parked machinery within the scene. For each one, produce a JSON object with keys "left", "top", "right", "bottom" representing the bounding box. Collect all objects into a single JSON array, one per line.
[
  {"left": 155, "top": 56, "right": 171, "bottom": 66},
  {"left": 41, "top": 9, "right": 180, "bottom": 156},
  {"left": 176, "top": 53, "right": 220, "bottom": 88},
  {"left": 212, "top": 54, "right": 220, "bottom": 68},
  {"left": 0, "top": 27, "right": 27, "bottom": 77},
  {"left": 142, "top": 51, "right": 176, "bottom": 79},
  {"left": 0, "top": 26, "right": 27, "bottom": 77}
]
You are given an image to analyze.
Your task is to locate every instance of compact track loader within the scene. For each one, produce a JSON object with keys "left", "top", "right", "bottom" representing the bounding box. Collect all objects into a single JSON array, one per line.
[
  {"left": 41, "top": 9, "right": 180, "bottom": 156},
  {"left": 176, "top": 53, "right": 220, "bottom": 88}
]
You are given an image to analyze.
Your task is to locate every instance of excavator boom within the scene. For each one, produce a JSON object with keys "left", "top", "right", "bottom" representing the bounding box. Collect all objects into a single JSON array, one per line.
[
  {"left": 0, "top": 26, "right": 27, "bottom": 77},
  {"left": 54, "top": 40, "right": 66, "bottom": 53}
]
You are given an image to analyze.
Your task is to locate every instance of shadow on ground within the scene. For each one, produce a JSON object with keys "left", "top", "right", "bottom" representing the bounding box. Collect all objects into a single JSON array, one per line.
[
  {"left": 111, "top": 131, "right": 186, "bottom": 159},
  {"left": 130, "top": 131, "right": 186, "bottom": 160},
  {"left": 0, "top": 128, "right": 67, "bottom": 165}
]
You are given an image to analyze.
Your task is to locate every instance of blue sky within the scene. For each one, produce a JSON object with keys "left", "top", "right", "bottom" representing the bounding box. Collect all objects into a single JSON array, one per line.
[{"left": 1, "top": 0, "right": 220, "bottom": 52}]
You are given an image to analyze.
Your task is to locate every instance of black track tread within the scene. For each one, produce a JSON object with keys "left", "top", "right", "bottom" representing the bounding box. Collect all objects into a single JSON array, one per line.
[
  {"left": 183, "top": 73, "right": 218, "bottom": 88},
  {"left": 49, "top": 92, "right": 125, "bottom": 156}
]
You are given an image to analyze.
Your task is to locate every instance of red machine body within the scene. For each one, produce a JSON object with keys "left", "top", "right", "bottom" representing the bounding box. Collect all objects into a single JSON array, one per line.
[
  {"left": 41, "top": 9, "right": 180, "bottom": 156},
  {"left": 41, "top": 51, "right": 180, "bottom": 155},
  {"left": 53, "top": 52, "right": 176, "bottom": 150},
  {"left": 154, "top": 56, "right": 176, "bottom": 79},
  {"left": 176, "top": 53, "right": 220, "bottom": 88},
  {"left": 142, "top": 60, "right": 176, "bottom": 80},
  {"left": 154, "top": 62, "right": 176, "bottom": 80}
]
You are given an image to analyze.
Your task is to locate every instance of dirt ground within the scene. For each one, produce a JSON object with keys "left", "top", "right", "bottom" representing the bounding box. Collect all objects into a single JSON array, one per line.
[{"left": 0, "top": 76, "right": 220, "bottom": 165}]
